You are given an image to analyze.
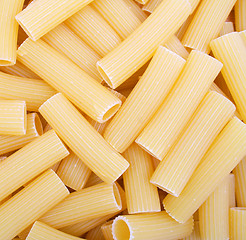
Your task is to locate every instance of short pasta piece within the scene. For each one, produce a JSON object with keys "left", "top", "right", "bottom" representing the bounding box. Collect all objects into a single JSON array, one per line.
[{"left": 235, "top": 0, "right": 246, "bottom": 31}]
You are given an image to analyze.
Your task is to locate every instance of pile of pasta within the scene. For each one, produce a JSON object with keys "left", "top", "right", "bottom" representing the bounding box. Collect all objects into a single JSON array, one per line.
[{"left": 1, "top": 0, "right": 246, "bottom": 239}]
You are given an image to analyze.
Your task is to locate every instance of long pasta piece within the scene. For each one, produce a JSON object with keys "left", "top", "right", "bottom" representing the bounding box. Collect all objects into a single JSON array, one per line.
[
  {"left": 0, "top": 113, "right": 42, "bottom": 155},
  {"left": 235, "top": 0, "right": 246, "bottom": 31},
  {"left": 104, "top": 46, "right": 185, "bottom": 153},
  {"left": 97, "top": 0, "right": 191, "bottom": 89},
  {"left": 230, "top": 207, "right": 246, "bottom": 240},
  {"left": 233, "top": 157, "right": 246, "bottom": 206},
  {"left": 229, "top": 173, "right": 236, "bottom": 208},
  {"left": 101, "top": 221, "right": 114, "bottom": 240},
  {"left": 92, "top": 0, "right": 142, "bottom": 39},
  {"left": 211, "top": 32, "right": 246, "bottom": 123},
  {"left": 136, "top": 51, "right": 222, "bottom": 160},
  {"left": 39, "top": 93, "right": 129, "bottom": 183},
  {"left": 39, "top": 182, "right": 122, "bottom": 229},
  {"left": 42, "top": 23, "right": 102, "bottom": 82},
  {"left": 86, "top": 225, "right": 105, "bottom": 240},
  {"left": 0, "top": 100, "right": 26, "bottom": 135},
  {"left": 56, "top": 151, "right": 91, "bottom": 191},
  {"left": 0, "top": 71, "right": 56, "bottom": 111},
  {"left": 0, "top": 169, "right": 69, "bottom": 240},
  {"left": 26, "top": 221, "right": 85, "bottom": 240},
  {"left": 0, "top": 0, "right": 25, "bottom": 66},
  {"left": 150, "top": 91, "right": 235, "bottom": 196},
  {"left": 0, "top": 129, "right": 69, "bottom": 202},
  {"left": 123, "top": 0, "right": 147, "bottom": 22},
  {"left": 163, "top": 117, "right": 246, "bottom": 223},
  {"left": 65, "top": 6, "right": 121, "bottom": 57},
  {"left": 199, "top": 175, "right": 230, "bottom": 240},
  {"left": 112, "top": 212, "right": 193, "bottom": 240},
  {"left": 123, "top": 143, "right": 160, "bottom": 213},
  {"left": 15, "top": 0, "right": 94, "bottom": 40},
  {"left": 17, "top": 38, "right": 122, "bottom": 123},
  {"left": 182, "top": 0, "right": 236, "bottom": 53}
]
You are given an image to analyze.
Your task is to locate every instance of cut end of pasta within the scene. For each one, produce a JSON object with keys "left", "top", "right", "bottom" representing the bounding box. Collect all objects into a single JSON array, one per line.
[
  {"left": 135, "top": 140, "right": 162, "bottom": 160},
  {"left": 112, "top": 216, "right": 133, "bottom": 240},
  {"left": 102, "top": 103, "right": 121, "bottom": 123},
  {"left": 150, "top": 180, "right": 179, "bottom": 197},
  {"left": 33, "top": 113, "right": 43, "bottom": 136},
  {"left": 0, "top": 59, "right": 15, "bottom": 66},
  {"left": 231, "top": 207, "right": 246, "bottom": 211},
  {"left": 15, "top": 16, "right": 36, "bottom": 41},
  {"left": 97, "top": 62, "right": 115, "bottom": 89},
  {"left": 113, "top": 183, "right": 123, "bottom": 211}
]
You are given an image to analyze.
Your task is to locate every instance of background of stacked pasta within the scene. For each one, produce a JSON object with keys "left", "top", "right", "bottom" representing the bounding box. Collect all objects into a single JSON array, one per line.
[{"left": 0, "top": 0, "right": 246, "bottom": 239}]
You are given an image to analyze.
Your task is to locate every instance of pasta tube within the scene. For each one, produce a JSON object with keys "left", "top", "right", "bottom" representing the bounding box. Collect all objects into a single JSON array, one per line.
[
  {"left": 123, "top": 143, "right": 160, "bottom": 213},
  {"left": 164, "top": 117, "right": 246, "bottom": 223},
  {"left": 39, "top": 93, "right": 129, "bottom": 183},
  {"left": 112, "top": 212, "right": 193, "bottom": 240},
  {"left": 136, "top": 51, "right": 222, "bottom": 160},
  {"left": 0, "top": 0, "right": 25, "bottom": 66},
  {"left": 142, "top": 0, "right": 163, "bottom": 13},
  {"left": 0, "top": 129, "right": 69, "bottom": 202},
  {"left": 229, "top": 173, "right": 236, "bottom": 208},
  {"left": 235, "top": 0, "right": 246, "bottom": 31},
  {"left": 86, "top": 225, "right": 105, "bottom": 240},
  {"left": 104, "top": 46, "right": 186, "bottom": 153},
  {"left": 42, "top": 23, "right": 102, "bottom": 82},
  {"left": 15, "top": 0, "right": 94, "bottom": 40},
  {"left": 97, "top": 0, "right": 191, "bottom": 88},
  {"left": 181, "top": 221, "right": 201, "bottom": 240},
  {"left": 123, "top": 0, "right": 147, "bottom": 22},
  {"left": 85, "top": 173, "right": 103, "bottom": 188},
  {"left": 56, "top": 151, "right": 91, "bottom": 191},
  {"left": 0, "top": 169, "right": 69, "bottom": 240},
  {"left": 230, "top": 207, "right": 246, "bottom": 240},
  {"left": 0, "top": 100, "right": 26, "bottom": 135},
  {"left": 17, "top": 38, "right": 122, "bottom": 123},
  {"left": 101, "top": 221, "right": 114, "bottom": 240},
  {"left": 182, "top": 0, "right": 236, "bottom": 53},
  {"left": 199, "top": 175, "right": 230, "bottom": 240},
  {"left": 210, "top": 32, "right": 246, "bottom": 123},
  {"left": 220, "top": 21, "right": 235, "bottom": 36},
  {"left": 233, "top": 157, "right": 246, "bottom": 206},
  {"left": 39, "top": 182, "right": 122, "bottom": 229},
  {"left": 26, "top": 221, "right": 85, "bottom": 240},
  {"left": 0, "top": 113, "right": 42, "bottom": 155},
  {"left": 150, "top": 91, "right": 235, "bottom": 196},
  {"left": 65, "top": 6, "right": 121, "bottom": 57}
]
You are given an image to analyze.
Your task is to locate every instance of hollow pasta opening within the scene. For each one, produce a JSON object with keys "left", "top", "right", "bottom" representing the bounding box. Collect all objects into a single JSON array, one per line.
[
  {"left": 113, "top": 183, "right": 122, "bottom": 210},
  {"left": 113, "top": 219, "right": 131, "bottom": 240},
  {"left": 34, "top": 114, "right": 43, "bottom": 136},
  {"left": 97, "top": 63, "right": 114, "bottom": 89},
  {"left": 102, "top": 104, "right": 120, "bottom": 122}
]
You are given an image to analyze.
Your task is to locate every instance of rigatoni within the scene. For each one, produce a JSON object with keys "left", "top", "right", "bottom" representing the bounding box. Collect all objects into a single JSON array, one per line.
[
  {"left": 136, "top": 51, "right": 222, "bottom": 160},
  {"left": 150, "top": 91, "right": 235, "bottom": 196},
  {"left": 0, "top": 169, "right": 69, "bottom": 240},
  {"left": 182, "top": 0, "right": 236, "bottom": 53},
  {"left": 39, "top": 183, "right": 122, "bottom": 228},
  {"left": 182, "top": 221, "right": 201, "bottom": 240},
  {"left": 97, "top": 0, "right": 191, "bottom": 88},
  {"left": 235, "top": 0, "right": 246, "bottom": 31},
  {"left": 86, "top": 225, "right": 105, "bottom": 240},
  {"left": 17, "top": 38, "right": 122, "bottom": 123},
  {"left": 164, "top": 117, "right": 246, "bottom": 223},
  {"left": 101, "top": 221, "right": 114, "bottom": 240},
  {"left": 104, "top": 46, "right": 185, "bottom": 153},
  {"left": 123, "top": 143, "right": 160, "bottom": 214},
  {"left": 123, "top": 0, "right": 147, "bottom": 22},
  {"left": 229, "top": 173, "right": 236, "bottom": 208},
  {"left": 0, "top": 130, "right": 69, "bottom": 202},
  {"left": 112, "top": 212, "right": 193, "bottom": 240},
  {"left": 220, "top": 22, "right": 234, "bottom": 36},
  {"left": 15, "top": 0, "right": 94, "bottom": 40},
  {"left": 0, "top": 0, "right": 25, "bottom": 66},
  {"left": 142, "top": 0, "right": 163, "bottom": 13},
  {"left": 39, "top": 93, "right": 129, "bottom": 183},
  {"left": 0, "top": 100, "right": 26, "bottom": 135},
  {"left": 230, "top": 208, "right": 246, "bottom": 240}
]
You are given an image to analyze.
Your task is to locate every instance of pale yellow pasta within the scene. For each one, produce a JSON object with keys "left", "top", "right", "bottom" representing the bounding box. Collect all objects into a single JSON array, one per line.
[
  {"left": 92, "top": 0, "right": 142, "bottom": 39},
  {"left": 56, "top": 151, "right": 91, "bottom": 191},
  {"left": 235, "top": 0, "right": 246, "bottom": 31},
  {"left": 150, "top": 91, "right": 235, "bottom": 196},
  {"left": 65, "top": 6, "right": 121, "bottom": 57},
  {"left": 142, "top": 0, "right": 163, "bottom": 13},
  {"left": 230, "top": 207, "right": 246, "bottom": 240},
  {"left": 164, "top": 117, "right": 246, "bottom": 223},
  {"left": 211, "top": 32, "right": 246, "bottom": 123},
  {"left": 181, "top": 221, "right": 201, "bottom": 240},
  {"left": 101, "top": 221, "right": 114, "bottom": 240},
  {"left": 0, "top": 71, "right": 56, "bottom": 111},
  {"left": 220, "top": 21, "right": 235, "bottom": 36},
  {"left": 0, "top": 113, "right": 42, "bottom": 155},
  {"left": 0, "top": 129, "right": 69, "bottom": 202},
  {"left": 123, "top": 0, "right": 147, "bottom": 22},
  {"left": 229, "top": 173, "right": 236, "bottom": 208},
  {"left": 123, "top": 143, "right": 160, "bottom": 213},
  {"left": 136, "top": 51, "right": 222, "bottom": 160},
  {"left": 26, "top": 221, "right": 85, "bottom": 240},
  {"left": 85, "top": 173, "right": 103, "bottom": 188},
  {"left": 182, "top": 0, "right": 236, "bottom": 53},
  {"left": 0, "top": 169, "right": 69, "bottom": 240},
  {"left": 42, "top": 23, "right": 102, "bottom": 82},
  {"left": 86, "top": 225, "right": 105, "bottom": 240},
  {"left": 199, "top": 175, "right": 230, "bottom": 240},
  {"left": 97, "top": 0, "right": 191, "bottom": 89},
  {"left": 112, "top": 212, "right": 193, "bottom": 240},
  {"left": 15, "top": 0, "right": 94, "bottom": 40},
  {"left": 17, "top": 38, "right": 122, "bottom": 123},
  {"left": 233, "top": 157, "right": 246, "bottom": 206},
  {"left": 104, "top": 46, "right": 185, "bottom": 153},
  {"left": 39, "top": 93, "right": 129, "bottom": 183},
  {"left": 39, "top": 182, "right": 122, "bottom": 229},
  {"left": 0, "top": 100, "right": 26, "bottom": 135},
  {"left": 50, "top": 162, "right": 61, "bottom": 173},
  {"left": 0, "top": 0, "right": 25, "bottom": 66}
]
